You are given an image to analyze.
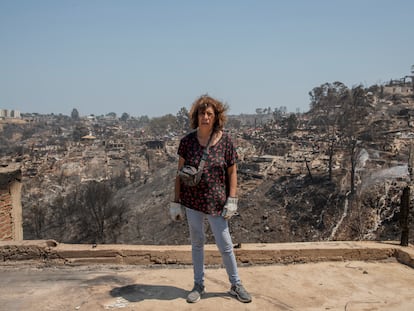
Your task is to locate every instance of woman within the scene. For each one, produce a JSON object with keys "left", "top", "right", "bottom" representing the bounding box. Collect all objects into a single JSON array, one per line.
[{"left": 173, "top": 95, "right": 252, "bottom": 303}]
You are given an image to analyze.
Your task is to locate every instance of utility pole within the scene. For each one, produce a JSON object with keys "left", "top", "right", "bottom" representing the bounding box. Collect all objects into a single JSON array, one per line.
[{"left": 411, "top": 65, "right": 414, "bottom": 91}]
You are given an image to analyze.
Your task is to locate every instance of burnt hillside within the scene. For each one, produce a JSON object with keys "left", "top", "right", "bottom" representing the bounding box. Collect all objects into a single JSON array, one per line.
[{"left": 2, "top": 84, "right": 414, "bottom": 245}]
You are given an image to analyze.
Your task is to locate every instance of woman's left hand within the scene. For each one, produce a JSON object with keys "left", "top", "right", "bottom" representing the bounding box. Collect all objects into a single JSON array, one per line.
[{"left": 222, "top": 197, "right": 239, "bottom": 219}]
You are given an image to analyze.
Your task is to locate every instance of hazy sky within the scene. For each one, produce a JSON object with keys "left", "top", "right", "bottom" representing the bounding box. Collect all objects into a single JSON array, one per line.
[{"left": 1, "top": 0, "right": 413, "bottom": 118}]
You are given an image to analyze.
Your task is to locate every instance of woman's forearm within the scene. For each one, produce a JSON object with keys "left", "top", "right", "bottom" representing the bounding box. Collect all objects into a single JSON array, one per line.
[{"left": 227, "top": 165, "right": 238, "bottom": 197}]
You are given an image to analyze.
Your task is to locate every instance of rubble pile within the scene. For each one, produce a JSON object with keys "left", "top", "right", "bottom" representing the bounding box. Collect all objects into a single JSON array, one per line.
[{"left": 1, "top": 87, "right": 414, "bottom": 245}]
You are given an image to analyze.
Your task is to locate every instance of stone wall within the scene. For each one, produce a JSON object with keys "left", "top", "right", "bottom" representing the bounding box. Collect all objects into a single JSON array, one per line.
[
  {"left": 0, "top": 164, "right": 23, "bottom": 241},
  {"left": 384, "top": 85, "right": 413, "bottom": 95}
]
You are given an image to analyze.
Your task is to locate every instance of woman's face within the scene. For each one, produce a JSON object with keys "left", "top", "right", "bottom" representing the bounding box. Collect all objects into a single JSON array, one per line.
[{"left": 198, "top": 106, "right": 215, "bottom": 131}]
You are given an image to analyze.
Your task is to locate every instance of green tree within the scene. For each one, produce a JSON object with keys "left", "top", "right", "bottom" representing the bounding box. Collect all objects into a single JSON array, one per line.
[
  {"left": 147, "top": 114, "right": 177, "bottom": 136},
  {"left": 72, "top": 125, "right": 89, "bottom": 141},
  {"left": 106, "top": 112, "right": 117, "bottom": 119},
  {"left": 71, "top": 108, "right": 80, "bottom": 120},
  {"left": 176, "top": 107, "right": 189, "bottom": 131},
  {"left": 120, "top": 112, "right": 130, "bottom": 121},
  {"left": 286, "top": 114, "right": 298, "bottom": 134}
]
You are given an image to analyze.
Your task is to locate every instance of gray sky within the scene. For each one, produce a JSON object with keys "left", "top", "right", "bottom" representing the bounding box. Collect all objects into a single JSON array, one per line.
[{"left": 1, "top": 0, "right": 413, "bottom": 117}]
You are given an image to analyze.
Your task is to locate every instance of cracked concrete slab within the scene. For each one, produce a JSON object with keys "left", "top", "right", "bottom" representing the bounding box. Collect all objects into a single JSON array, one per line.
[{"left": 0, "top": 241, "right": 413, "bottom": 310}]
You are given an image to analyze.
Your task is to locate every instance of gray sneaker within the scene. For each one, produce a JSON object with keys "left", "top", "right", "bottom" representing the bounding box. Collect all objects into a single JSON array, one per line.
[
  {"left": 186, "top": 283, "right": 205, "bottom": 303},
  {"left": 229, "top": 283, "right": 252, "bottom": 303}
]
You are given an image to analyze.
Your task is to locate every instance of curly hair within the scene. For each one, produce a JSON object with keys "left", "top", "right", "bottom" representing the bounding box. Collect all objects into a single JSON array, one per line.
[{"left": 189, "top": 94, "right": 228, "bottom": 132}]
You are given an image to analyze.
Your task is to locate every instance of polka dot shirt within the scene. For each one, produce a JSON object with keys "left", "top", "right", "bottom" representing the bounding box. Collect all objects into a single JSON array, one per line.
[{"left": 178, "top": 131, "right": 238, "bottom": 215}]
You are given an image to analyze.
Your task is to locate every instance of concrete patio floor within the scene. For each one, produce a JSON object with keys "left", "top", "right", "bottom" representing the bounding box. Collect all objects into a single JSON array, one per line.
[{"left": 0, "top": 240, "right": 413, "bottom": 311}]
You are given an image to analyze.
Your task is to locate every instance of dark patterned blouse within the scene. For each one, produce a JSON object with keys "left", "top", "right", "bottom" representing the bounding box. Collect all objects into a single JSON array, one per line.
[{"left": 178, "top": 130, "right": 238, "bottom": 215}]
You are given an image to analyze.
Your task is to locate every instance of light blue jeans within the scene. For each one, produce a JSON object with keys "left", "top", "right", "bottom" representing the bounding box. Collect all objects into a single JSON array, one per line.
[{"left": 185, "top": 207, "right": 241, "bottom": 286}]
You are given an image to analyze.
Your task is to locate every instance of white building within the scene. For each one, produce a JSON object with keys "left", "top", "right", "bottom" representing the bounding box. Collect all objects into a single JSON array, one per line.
[{"left": 0, "top": 109, "right": 21, "bottom": 118}]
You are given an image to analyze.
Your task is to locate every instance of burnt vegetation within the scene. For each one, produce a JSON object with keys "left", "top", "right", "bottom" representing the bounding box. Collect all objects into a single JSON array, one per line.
[{"left": 2, "top": 79, "right": 414, "bottom": 245}]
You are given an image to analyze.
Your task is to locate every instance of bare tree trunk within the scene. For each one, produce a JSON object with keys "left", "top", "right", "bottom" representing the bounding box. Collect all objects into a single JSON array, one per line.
[
  {"left": 350, "top": 139, "right": 357, "bottom": 195},
  {"left": 305, "top": 158, "right": 313, "bottom": 181},
  {"left": 400, "top": 186, "right": 410, "bottom": 246},
  {"left": 328, "top": 139, "right": 334, "bottom": 181}
]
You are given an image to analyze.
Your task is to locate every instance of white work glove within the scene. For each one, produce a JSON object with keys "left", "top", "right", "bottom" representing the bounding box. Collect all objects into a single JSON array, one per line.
[
  {"left": 221, "top": 197, "right": 239, "bottom": 219},
  {"left": 169, "top": 202, "right": 185, "bottom": 221}
]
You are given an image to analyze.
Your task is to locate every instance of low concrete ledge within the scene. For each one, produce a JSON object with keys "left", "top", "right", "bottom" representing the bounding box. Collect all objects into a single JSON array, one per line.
[
  {"left": 1, "top": 240, "right": 413, "bottom": 268},
  {"left": 0, "top": 240, "right": 59, "bottom": 261},
  {"left": 395, "top": 246, "right": 414, "bottom": 267}
]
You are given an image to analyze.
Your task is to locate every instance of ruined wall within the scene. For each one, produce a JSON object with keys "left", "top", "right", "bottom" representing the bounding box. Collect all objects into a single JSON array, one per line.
[
  {"left": 384, "top": 85, "right": 413, "bottom": 95},
  {"left": 0, "top": 164, "right": 23, "bottom": 241}
]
